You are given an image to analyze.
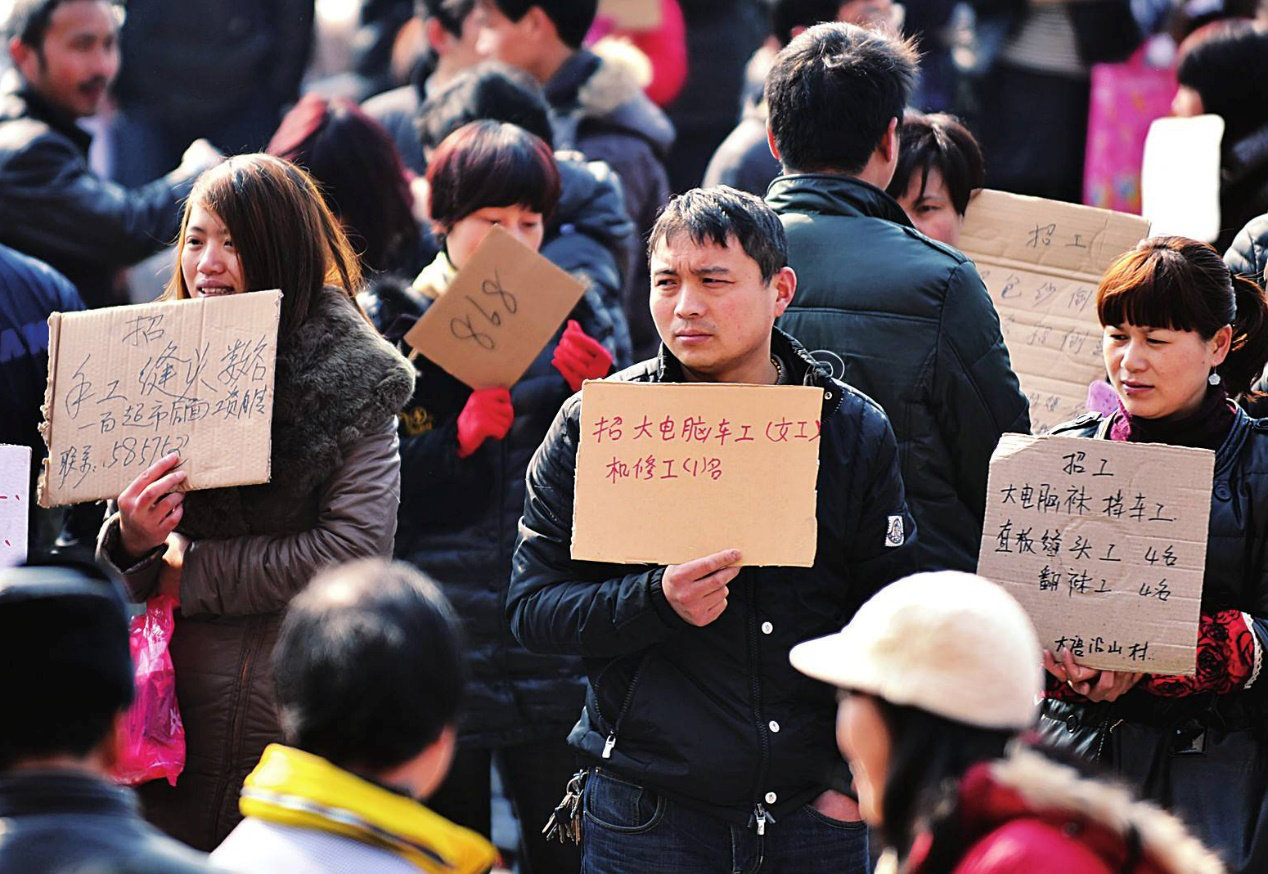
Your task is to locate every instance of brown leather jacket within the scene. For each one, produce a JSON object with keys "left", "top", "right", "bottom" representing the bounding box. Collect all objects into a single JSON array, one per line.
[{"left": 98, "top": 289, "right": 415, "bottom": 851}]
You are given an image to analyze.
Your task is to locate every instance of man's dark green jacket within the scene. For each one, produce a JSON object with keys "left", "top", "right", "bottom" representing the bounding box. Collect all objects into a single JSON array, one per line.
[{"left": 769, "top": 173, "right": 1030, "bottom": 572}]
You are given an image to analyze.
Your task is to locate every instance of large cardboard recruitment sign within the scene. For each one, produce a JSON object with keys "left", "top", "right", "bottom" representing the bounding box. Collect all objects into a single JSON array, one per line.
[
  {"left": 39, "top": 291, "right": 281, "bottom": 507},
  {"left": 959, "top": 191, "right": 1151, "bottom": 433},
  {"left": 405, "top": 226, "right": 588, "bottom": 390},
  {"left": 571, "top": 382, "right": 823, "bottom": 567},
  {"left": 977, "top": 434, "right": 1213, "bottom": 675},
  {"left": 0, "top": 444, "right": 31, "bottom": 567}
]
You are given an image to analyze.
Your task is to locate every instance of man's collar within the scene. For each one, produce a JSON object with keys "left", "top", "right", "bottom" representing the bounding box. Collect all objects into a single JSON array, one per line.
[
  {"left": 543, "top": 49, "right": 601, "bottom": 109},
  {"left": 654, "top": 327, "right": 831, "bottom": 389},
  {"left": 5, "top": 74, "right": 93, "bottom": 154}
]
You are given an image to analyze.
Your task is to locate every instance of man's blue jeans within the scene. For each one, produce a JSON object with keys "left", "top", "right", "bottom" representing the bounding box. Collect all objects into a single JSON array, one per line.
[{"left": 580, "top": 769, "right": 870, "bottom": 873}]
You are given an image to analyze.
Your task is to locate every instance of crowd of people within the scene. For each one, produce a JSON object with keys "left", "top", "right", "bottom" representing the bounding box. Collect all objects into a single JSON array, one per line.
[{"left": 2, "top": 0, "right": 1268, "bottom": 872}]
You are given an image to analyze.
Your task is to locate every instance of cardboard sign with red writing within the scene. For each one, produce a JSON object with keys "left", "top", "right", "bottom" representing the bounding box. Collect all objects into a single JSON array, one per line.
[
  {"left": 404, "top": 226, "right": 587, "bottom": 390},
  {"left": 572, "top": 381, "right": 824, "bottom": 567}
]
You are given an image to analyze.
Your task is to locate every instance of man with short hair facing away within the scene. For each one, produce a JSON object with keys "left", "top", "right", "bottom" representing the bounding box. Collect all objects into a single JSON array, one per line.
[
  {"left": 0, "top": 0, "right": 221, "bottom": 309},
  {"left": 476, "top": 0, "right": 674, "bottom": 360},
  {"left": 0, "top": 560, "right": 213, "bottom": 872},
  {"left": 766, "top": 23, "right": 1029, "bottom": 574},
  {"left": 212, "top": 559, "right": 498, "bottom": 874},
  {"left": 509, "top": 186, "right": 914, "bottom": 872}
]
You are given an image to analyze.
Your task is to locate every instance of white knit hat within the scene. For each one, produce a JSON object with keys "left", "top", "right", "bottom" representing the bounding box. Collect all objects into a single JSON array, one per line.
[{"left": 789, "top": 571, "right": 1043, "bottom": 730}]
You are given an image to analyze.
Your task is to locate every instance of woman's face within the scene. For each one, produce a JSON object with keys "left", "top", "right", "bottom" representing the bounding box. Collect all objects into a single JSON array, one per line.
[
  {"left": 444, "top": 204, "right": 544, "bottom": 269},
  {"left": 181, "top": 202, "right": 246, "bottom": 297},
  {"left": 1171, "top": 85, "right": 1205, "bottom": 117},
  {"left": 896, "top": 167, "right": 964, "bottom": 248},
  {"left": 836, "top": 694, "right": 891, "bottom": 826},
  {"left": 1103, "top": 322, "right": 1231, "bottom": 419}
]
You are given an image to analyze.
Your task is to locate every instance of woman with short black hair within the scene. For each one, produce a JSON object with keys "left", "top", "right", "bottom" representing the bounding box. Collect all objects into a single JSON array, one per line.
[
  {"left": 1172, "top": 20, "right": 1268, "bottom": 251},
  {"left": 370, "top": 120, "right": 625, "bottom": 874},
  {"left": 885, "top": 112, "right": 985, "bottom": 248}
]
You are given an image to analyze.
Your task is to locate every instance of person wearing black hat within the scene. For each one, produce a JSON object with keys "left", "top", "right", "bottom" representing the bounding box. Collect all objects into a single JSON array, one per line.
[{"left": 0, "top": 559, "right": 213, "bottom": 873}]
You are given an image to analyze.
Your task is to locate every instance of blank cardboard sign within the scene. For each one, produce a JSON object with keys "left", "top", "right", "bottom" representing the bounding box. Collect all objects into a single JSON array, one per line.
[
  {"left": 405, "top": 226, "right": 587, "bottom": 390},
  {"left": 572, "top": 381, "right": 823, "bottom": 567},
  {"left": 977, "top": 434, "right": 1213, "bottom": 675},
  {"left": 599, "top": 0, "right": 664, "bottom": 29},
  {"left": 1142, "top": 114, "right": 1225, "bottom": 243},
  {"left": 959, "top": 190, "right": 1151, "bottom": 433},
  {"left": 39, "top": 291, "right": 281, "bottom": 507},
  {"left": 0, "top": 444, "right": 31, "bottom": 567}
]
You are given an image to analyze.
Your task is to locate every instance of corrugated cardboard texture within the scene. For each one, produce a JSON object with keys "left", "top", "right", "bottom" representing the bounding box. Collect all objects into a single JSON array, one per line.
[
  {"left": 39, "top": 291, "right": 281, "bottom": 507},
  {"left": 959, "top": 190, "right": 1151, "bottom": 433},
  {"left": 977, "top": 434, "right": 1214, "bottom": 675},
  {"left": 571, "top": 381, "right": 823, "bottom": 567},
  {"left": 0, "top": 443, "right": 31, "bottom": 567},
  {"left": 404, "top": 226, "right": 587, "bottom": 390}
]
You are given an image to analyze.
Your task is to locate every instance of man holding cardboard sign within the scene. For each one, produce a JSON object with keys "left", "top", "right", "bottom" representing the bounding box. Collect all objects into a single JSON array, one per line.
[{"left": 509, "top": 186, "right": 913, "bottom": 873}]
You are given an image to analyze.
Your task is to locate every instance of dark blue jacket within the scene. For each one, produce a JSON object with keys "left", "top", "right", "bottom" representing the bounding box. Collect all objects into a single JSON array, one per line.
[
  {"left": 769, "top": 173, "right": 1029, "bottom": 573},
  {"left": 0, "top": 243, "right": 83, "bottom": 514},
  {"left": 508, "top": 328, "right": 915, "bottom": 826}
]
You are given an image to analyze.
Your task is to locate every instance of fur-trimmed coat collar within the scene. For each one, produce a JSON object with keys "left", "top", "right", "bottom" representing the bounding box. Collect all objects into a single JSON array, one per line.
[
  {"left": 180, "top": 289, "right": 414, "bottom": 539},
  {"left": 545, "top": 40, "right": 674, "bottom": 158},
  {"left": 879, "top": 746, "right": 1224, "bottom": 874}
]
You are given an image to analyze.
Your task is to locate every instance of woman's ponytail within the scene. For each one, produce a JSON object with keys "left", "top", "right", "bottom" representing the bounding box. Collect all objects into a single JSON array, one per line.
[{"left": 1223, "top": 275, "right": 1268, "bottom": 399}]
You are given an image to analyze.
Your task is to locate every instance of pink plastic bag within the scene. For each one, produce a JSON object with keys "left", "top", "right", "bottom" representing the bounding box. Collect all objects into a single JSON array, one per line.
[
  {"left": 111, "top": 595, "right": 185, "bottom": 787},
  {"left": 1083, "top": 46, "right": 1176, "bottom": 213}
]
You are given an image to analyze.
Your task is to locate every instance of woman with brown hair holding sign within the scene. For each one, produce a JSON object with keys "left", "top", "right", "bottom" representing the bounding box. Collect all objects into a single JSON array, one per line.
[
  {"left": 358, "top": 120, "right": 624, "bottom": 873},
  {"left": 1043, "top": 236, "right": 1268, "bottom": 872},
  {"left": 96, "top": 154, "right": 416, "bottom": 851}
]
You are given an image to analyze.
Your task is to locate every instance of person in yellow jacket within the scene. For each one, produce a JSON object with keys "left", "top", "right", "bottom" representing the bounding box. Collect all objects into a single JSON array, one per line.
[{"left": 212, "top": 559, "right": 498, "bottom": 874}]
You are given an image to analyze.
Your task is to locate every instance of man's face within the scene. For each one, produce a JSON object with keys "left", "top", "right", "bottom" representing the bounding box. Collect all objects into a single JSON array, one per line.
[
  {"left": 475, "top": 1, "right": 538, "bottom": 76},
  {"left": 438, "top": 5, "right": 485, "bottom": 73},
  {"left": 11, "top": 0, "right": 119, "bottom": 118},
  {"left": 650, "top": 233, "right": 793, "bottom": 382}
]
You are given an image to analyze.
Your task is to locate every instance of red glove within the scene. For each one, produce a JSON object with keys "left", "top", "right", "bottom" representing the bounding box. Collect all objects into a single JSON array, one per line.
[
  {"left": 553, "top": 320, "right": 614, "bottom": 392},
  {"left": 457, "top": 387, "right": 513, "bottom": 458}
]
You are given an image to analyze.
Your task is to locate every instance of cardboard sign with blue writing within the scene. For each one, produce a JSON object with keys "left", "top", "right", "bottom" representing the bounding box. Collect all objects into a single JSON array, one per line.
[
  {"left": 959, "top": 191, "right": 1151, "bottom": 433},
  {"left": 404, "top": 226, "right": 587, "bottom": 390},
  {"left": 977, "top": 434, "right": 1213, "bottom": 675},
  {"left": 571, "top": 381, "right": 824, "bottom": 567},
  {"left": 39, "top": 291, "right": 281, "bottom": 507}
]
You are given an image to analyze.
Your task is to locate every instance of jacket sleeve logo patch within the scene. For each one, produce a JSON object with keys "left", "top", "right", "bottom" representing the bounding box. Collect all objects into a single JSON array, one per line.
[{"left": 885, "top": 516, "right": 904, "bottom": 548}]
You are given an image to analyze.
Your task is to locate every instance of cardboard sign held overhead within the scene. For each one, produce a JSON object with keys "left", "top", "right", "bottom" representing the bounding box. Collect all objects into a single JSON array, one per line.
[
  {"left": 959, "top": 191, "right": 1151, "bottom": 433},
  {"left": 572, "top": 381, "right": 823, "bottom": 567},
  {"left": 977, "top": 434, "right": 1213, "bottom": 675},
  {"left": 39, "top": 291, "right": 281, "bottom": 507},
  {"left": 405, "top": 226, "right": 587, "bottom": 390},
  {"left": 598, "top": 0, "right": 664, "bottom": 29},
  {"left": 0, "top": 444, "right": 31, "bottom": 568}
]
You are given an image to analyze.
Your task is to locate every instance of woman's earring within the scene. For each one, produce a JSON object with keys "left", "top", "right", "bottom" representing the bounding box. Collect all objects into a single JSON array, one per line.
[{"left": 1209, "top": 370, "right": 1222, "bottom": 386}]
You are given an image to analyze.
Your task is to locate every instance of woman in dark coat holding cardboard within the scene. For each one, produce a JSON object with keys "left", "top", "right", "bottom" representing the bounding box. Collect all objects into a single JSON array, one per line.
[
  {"left": 361, "top": 120, "right": 626, "bottom": 873},
  {"left": 97, "top": 154, "right": 415, "bottom": 850},
  {"left": 1042, "top": 236, "right": 1268, "bottom": 873}
]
